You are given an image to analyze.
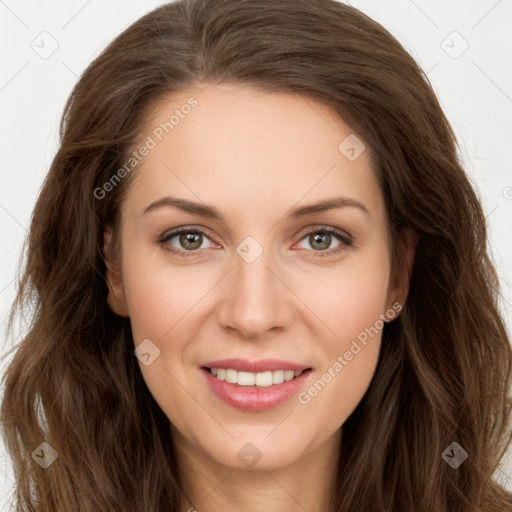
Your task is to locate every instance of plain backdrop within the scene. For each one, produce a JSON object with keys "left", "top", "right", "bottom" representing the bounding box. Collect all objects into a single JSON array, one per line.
[{"left": 1, "top": 0, "right": 511, "bottom": 506}]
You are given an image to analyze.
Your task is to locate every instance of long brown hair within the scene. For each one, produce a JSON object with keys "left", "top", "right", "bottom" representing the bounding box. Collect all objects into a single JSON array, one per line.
[{"left": 2, "top": 0, "right": 511, "bottom": 510}]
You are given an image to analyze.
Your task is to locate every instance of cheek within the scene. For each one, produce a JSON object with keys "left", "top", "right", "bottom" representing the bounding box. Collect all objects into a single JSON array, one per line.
[
  {"left": 122, "top": 250, "right": 210, "bottom": 341},
  {"left": 294, "top": 248, "right": 389, "bottom": 419},
  {"left": 297, "top": 247, "right": 391, "bottom": 343},
  {"left": 297, "top": 285, "right": 385, "bottom": 429},
  {"left": 121, "top": 251, "right": 208, "bottom": 417}
]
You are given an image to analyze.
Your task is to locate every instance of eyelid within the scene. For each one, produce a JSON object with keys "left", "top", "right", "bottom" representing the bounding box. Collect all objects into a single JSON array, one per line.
[{"left": 296, "top": 224, "right": 353, "bottom": 243}]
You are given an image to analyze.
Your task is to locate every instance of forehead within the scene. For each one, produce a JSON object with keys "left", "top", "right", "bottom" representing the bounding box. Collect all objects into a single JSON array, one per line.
[{"left": 123, "top": 83, "right": 383, "bottom": 221}]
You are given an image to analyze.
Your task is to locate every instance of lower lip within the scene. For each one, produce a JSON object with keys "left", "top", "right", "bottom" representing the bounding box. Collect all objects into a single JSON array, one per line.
[{"left": 201, "top": 367, "right": 312, "bottom": 412}]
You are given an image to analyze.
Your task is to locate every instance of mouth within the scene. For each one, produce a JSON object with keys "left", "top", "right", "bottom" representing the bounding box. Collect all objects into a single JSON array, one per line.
[
  {"left": 199, "top": 357, "right": 314, "bottom": 411},
  {"left": 200, "top": 365, "right": 314, "bottom": 412},
  {"left": 202, "top": 366, "right": 313, "bottom": 387}
]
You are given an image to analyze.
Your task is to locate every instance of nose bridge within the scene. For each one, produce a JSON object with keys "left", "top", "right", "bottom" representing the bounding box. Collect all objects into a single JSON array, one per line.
[
  {"left": 233, "top": 235, "right": 278, "bottom": 310},
  {"left": 236, "top": 239, "right": 274, "bottom": 298},
  {"left": 218, "top": 234, "right": 291, "bottom": 337}
]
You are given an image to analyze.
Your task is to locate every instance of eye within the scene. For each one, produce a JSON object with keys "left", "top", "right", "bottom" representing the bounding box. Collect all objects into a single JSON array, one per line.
[
  {"left": 158, "top": 227, "right": 217, "bottom": 257},
  {"left": 295, "top": 227, "right": 353, "bottom": 258}
]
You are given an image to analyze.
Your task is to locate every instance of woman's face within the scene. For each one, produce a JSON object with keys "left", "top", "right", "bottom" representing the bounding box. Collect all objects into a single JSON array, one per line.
[{"left": 106, "top": 83, "right": 410, "bottom": 471}]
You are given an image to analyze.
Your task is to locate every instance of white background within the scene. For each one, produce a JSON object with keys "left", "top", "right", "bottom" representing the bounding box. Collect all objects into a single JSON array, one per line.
[{"left": 1, "top": 0, "right": 511, "bottom": 506}]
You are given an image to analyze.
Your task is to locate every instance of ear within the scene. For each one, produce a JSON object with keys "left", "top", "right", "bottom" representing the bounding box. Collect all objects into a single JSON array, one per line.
[
  {"left": 385, "top": 228, "right": 417, "bottom": 320},
  {"left": 103, "top": 227, "right": 130, "bottom": 317}
]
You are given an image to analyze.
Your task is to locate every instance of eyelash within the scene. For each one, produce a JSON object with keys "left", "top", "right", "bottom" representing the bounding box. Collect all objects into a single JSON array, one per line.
[{"left": 157, "top": 226, "right": 353, "bottom": 259}]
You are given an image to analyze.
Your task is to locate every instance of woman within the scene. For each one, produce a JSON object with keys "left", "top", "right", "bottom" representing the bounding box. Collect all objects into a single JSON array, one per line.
[{"left": 2, "top": 0, "right": 511, "bottom": 510}]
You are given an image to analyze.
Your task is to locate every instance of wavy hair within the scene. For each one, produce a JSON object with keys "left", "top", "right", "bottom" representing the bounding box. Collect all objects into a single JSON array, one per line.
[{"left": 2, "top": 0, "right": 512, "bottom": 510}]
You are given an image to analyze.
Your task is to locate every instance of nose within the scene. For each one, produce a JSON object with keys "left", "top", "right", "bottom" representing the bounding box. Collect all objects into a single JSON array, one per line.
[{"left": 216, "top": 241, "right": 294, "bottom": 340}]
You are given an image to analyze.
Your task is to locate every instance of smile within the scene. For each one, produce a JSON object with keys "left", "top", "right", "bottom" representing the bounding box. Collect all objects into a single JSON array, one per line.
[
  {"left": 207, "top": 367, "right": 306, "bottom": 387},
  {"left": 201, "top": 366, "right": 313, "bottom": 412}
]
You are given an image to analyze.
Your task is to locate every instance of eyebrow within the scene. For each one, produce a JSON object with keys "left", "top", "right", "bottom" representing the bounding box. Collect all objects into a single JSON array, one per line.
[{"left": 143, "top": 196, "right": 371, "bottom": 221}]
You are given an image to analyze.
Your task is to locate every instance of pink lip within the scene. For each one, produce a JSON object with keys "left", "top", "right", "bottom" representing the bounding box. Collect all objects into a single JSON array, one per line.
[
  {"left": 200, "top": 366, "right": 313, "bottom": 412},
  {"left": 201, "top": 358, "right": 311, "bottom": 373}
]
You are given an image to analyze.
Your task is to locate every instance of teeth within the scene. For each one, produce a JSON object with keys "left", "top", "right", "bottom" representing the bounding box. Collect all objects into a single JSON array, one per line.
[
  {"left": 208, "top": 368, "right": 305, "bottom": 387},
  {"left": 238, "top": 371, "right": 255, "bottom": 386},
  {"left": 225, "top": 369, "right": 238, "bottom": 384}
]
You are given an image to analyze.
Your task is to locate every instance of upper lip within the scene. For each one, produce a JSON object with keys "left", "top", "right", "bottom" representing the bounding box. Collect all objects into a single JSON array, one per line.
[{"left": 201, "top": 358, "right": 312, "bottom": 373}]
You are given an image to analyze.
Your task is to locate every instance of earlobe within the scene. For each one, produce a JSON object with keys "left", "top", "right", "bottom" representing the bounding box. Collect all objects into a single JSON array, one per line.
[
  {"left": 103, "top": 228, "right": 130, "bottom": 317},
  {"left": 106, "top": 283, "right": 130, "bottom": 317},
  {"left": 386, "top": 228, "right": 418, "bottom": 319}
]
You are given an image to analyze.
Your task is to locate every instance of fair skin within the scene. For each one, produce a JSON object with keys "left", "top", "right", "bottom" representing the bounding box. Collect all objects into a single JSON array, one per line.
[{"left": 105, "top": 83, "right": 415, "bottom": 512}]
